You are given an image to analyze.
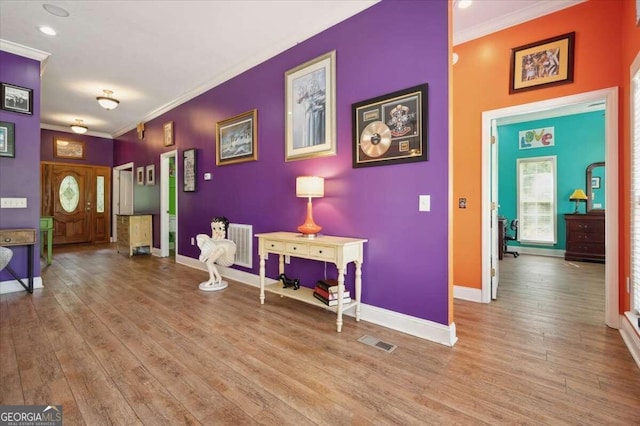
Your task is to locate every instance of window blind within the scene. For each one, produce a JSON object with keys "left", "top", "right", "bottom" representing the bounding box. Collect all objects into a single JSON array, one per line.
[
  {"left": 517, "top": 156, "right": 556, "bottom": 244},
  {"left": 632, "top": 68, "right": 640, "bottom": 314}
]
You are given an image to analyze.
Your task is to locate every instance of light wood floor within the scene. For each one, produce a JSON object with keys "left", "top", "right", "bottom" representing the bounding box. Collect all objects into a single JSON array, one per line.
[{"left": 1, "top": 244, "right": 639, "bottom": 425}]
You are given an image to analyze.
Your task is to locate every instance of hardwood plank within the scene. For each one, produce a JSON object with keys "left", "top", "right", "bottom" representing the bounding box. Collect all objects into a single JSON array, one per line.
[{"left": 1, "top": 244, "right": 638, "bottom": 425}]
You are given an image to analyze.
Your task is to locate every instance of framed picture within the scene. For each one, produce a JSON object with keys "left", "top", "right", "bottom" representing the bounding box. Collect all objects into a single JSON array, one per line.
[
  {"left": 163, "top": 121, "right": 174, "bottom": 147},
  {"left": 183, "top": 148, "right": 197, "bottom": 192},
  {"left": 216, "top": 109, "right": 258, "bottom": 166},
  {"left": 285, "top": 50, "right": 336, "bottom": 161},
  {"left": 1, "top": 82, "right": 33, "bottom": 115},
  {"left": 53, "top": 137, "right": 85, "bottom": 159},
  {"left": 0, "top": 121, "right": 15, "bottom": 158},
  {"left": 509, "top": 32, "right": 575, "bottom": 94},
  {"left": 352, "top": 84, "right": 428, "bottom": 168},
  {"left": 591, "top": 176, "right": 601, "bottom": 189},
  {"left": 136, "top": 166, "right": 145, "bottom": 185},
  {"left": 146, "top": 164, "right": 155, "bottom": 186}
]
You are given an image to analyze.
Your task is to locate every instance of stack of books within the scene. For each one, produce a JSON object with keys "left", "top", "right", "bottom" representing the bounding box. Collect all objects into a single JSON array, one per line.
[{"left": 313, "top": 279, "right": 351, "bottom": 306}]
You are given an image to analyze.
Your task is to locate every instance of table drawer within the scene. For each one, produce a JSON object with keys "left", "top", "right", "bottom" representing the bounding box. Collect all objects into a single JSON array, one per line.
[
  {"left": 285, "top": 243, "right": 309, "bottom": 256},
  {"left": 264, "top": 239, "right": 284, "bottom": 252},
  {"left": 0, "top": 229, "right": 37, "bottom": 246},
  {"left": 309, "top": 245, "right": 336, "bottom": 260}
]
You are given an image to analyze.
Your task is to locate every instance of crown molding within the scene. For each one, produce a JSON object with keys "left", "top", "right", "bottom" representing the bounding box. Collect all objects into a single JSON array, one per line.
[
  {"left": 453, "top": 0, "right": 585, "bottom": 46},
  {"left": 41, "top": 123, "right": 113, "bottom": 140},
  {"left": 0, "top": 39, "right": 50, "bottom": 61}
]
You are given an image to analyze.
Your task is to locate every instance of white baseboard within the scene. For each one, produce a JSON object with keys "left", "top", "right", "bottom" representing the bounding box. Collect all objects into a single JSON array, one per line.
[
  {"left": 0, "top": 277, "right": 44, "bottom": 294},
  {"left": 176, "top": 254, "right": 458, "bottom": 347},
  {"left": 454, "top": 285, "right": 483, "bottom": 302},
  {"left": 621, "top": 312, "right": 640, "bottom": 370}
]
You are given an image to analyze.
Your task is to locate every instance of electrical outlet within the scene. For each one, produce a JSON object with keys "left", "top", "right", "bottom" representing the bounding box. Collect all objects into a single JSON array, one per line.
[
  {"left": 191, "top": 237, "right": 195, "bottom": 245},
  {"left": 285, "top": 255, "right": 290, "bottom": 264}
]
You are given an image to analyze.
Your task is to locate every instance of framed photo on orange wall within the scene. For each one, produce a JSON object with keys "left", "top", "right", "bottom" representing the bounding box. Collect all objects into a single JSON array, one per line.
[{"left": 509, "top": 32, "right": 575, "bottom": 94}]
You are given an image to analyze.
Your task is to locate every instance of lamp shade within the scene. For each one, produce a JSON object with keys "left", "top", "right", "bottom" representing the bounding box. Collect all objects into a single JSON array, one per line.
[
  {"left": 569, "top": 189, "right": 588, "bottom": 201},
  {"left": 296, "top": 176, "right": 324, "bottom": 198}
]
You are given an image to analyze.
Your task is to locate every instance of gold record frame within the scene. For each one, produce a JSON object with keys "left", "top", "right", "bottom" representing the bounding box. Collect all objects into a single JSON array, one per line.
[{"left": 352, "top": 84, "right": 428, "bottom": 168}]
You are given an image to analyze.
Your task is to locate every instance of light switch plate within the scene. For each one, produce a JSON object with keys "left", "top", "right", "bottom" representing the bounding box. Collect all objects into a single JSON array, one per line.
[
  {"left": 419, "top": 195, "right": 430, "bottom": 212},
  {"left": 1, "top": 197, "right": 27, "bottom": 208},
  {"left": 204, "top": 173, "right": 212, "bottom": 180}
]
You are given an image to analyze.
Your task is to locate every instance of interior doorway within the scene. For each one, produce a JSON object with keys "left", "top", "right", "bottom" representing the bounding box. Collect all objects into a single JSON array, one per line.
[
  {"left": 482, "top": 87, "right": 619, "bottom": 329},
  {"left": 160, "top": 150, "right": 178, "bottom": 258},
  {"left": 112, "top": 162, "right": 134, "bottom": 242}
]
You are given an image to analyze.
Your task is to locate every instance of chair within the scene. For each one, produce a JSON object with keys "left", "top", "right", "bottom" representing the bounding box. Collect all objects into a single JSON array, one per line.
[{"left": 504, "top": 219, "right": 519, "bottom": 258}]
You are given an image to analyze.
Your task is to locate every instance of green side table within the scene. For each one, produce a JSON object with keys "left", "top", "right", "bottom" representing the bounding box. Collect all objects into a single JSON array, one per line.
[{"left": 40, "top": 216, "right": 53, "bottom": 265}]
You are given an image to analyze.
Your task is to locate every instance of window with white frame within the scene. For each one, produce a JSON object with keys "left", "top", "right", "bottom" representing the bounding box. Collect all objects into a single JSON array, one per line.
[
  {"left": 631, "top": 59, "right": 640, "bottom": 315},
  {"left": 517, "top": 156, "right": 557, "bottom": 244}
]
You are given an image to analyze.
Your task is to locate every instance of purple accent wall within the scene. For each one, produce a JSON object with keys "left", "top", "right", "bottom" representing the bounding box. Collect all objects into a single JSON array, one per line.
[
  {"left": 114, "top": 0, "right": 450, "bottom": 324},
  {"left": 41, "top": 129, "right": 113, "bottom": 166},
  {"left": 0, "top": 51, "right": 42, "bottom": 280}
]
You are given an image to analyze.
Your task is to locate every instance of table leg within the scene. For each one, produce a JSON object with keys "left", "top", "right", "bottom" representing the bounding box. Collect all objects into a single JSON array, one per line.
[
  {"left": 355, "top": 260, "right": 362, "bottom": 322},
  {"left": 27, "top": 244, "right": 34, "bottom": 293},
  {"left": 259, "top": 254, "right": 266, "bottom": 304},
  {"left": 46, "top": 228, "right": 52, "bottom": 265},
  {"left": 336, "top": 267, "right": 345, "bottom": 332}
]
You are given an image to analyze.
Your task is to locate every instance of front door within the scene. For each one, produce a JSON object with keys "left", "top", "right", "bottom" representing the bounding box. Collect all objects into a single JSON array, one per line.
[{"left": 41, "top": 162, "right": 111, "bottom": 244}]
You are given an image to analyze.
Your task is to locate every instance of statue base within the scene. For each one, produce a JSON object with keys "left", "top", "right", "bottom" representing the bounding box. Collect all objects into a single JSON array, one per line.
[{"left": 199, "top": 280, "right": 228, "bottom": 292}]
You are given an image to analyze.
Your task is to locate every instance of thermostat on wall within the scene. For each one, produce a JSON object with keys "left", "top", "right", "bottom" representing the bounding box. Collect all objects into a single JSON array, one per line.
[{"left": 204, "top": 173, "right": 212, "bottom": 181}]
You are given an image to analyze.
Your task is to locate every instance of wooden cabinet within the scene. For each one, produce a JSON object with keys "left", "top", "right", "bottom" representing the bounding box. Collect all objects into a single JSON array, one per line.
[
  {"left": 564, "top": 214, "right": 604, "bottom": 263},
  {"left": 117, "top": 215, "right": 152, "bottom": 256}
]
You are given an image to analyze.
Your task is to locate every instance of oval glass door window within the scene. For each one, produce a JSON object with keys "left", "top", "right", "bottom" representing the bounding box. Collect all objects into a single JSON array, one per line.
[{"left": 59, "top": 175, "right": 80, "bottom": 212}]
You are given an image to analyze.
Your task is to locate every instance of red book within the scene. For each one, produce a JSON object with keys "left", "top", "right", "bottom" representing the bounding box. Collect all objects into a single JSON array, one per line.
[{"left": 314, "top": 286, "right": 350, "bottom": 300}]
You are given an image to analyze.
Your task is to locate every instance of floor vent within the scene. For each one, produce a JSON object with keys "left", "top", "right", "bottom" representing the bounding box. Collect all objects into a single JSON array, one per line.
[
  {"left": 358, "top": 335, "right": 397, "bottom": 353},
  {"left": 228, "top": 224, "right": 252, "bottom": 268}
]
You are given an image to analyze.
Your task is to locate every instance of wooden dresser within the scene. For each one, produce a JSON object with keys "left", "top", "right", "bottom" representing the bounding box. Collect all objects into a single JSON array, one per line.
[
  {"left": 117, "top": 215, "right": 152, "bottom": 256},
  {"left": 564, "top": 213, "right": 605, "bottom": 263}
]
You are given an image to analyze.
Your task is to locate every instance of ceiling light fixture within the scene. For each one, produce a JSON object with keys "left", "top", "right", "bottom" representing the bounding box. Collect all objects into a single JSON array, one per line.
[
  {"left": 96, "top": 90, "right": 120, "bottom": 110},
  {"left": 38, "top": 26, "right": 57, "bottom": 36},
  {"left": 457, "top": 0, "right": 473, "bottom": 9},
  {"left": 70, "top": 119, "right": 88, "bottom": 134},
  {"left": 43, "top": 4, "right": 70, "bottom": 17}
]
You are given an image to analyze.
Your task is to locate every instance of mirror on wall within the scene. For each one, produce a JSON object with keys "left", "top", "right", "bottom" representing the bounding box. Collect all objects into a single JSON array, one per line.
[{"left": 586, "top": 161, "right": 605, "bottom": 213}]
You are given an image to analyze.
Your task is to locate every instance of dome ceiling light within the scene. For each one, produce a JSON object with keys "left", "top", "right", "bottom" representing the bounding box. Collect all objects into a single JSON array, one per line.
[
  {"left": 96, "top": 89, "right": 120, "bottom": 110},
  {"left": 70, "top": 119, "right": 88, "bottom": 134}
]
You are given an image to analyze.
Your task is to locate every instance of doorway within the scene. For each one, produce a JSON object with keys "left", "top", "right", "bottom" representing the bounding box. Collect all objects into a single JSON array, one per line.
[
  {"left": 482, "top": 87, "right": 619, "bottom": 328},
  {"left": 160, "top": 150, "right": 178, "bottom": 258},
  {"left": 112, "top": 162, "right": 135, "bottom": 242},
  {"left": 41, "top": 162, "right": 111, "bottom": 244}
]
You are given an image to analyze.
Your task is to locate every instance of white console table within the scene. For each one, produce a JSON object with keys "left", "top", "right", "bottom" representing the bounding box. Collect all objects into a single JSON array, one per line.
[{"left": 256, "top": 232, "right": 367, "bottom": 332}]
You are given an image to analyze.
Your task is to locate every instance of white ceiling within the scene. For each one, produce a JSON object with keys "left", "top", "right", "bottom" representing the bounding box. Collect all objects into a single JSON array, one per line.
[{"left": 0, "top": 0, "right": 585, "bottom": 139}]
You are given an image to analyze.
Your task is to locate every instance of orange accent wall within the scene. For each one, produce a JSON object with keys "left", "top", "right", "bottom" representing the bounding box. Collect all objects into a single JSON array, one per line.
[{"left": 452, "top": 0, "right": 636, "bottom": 307}]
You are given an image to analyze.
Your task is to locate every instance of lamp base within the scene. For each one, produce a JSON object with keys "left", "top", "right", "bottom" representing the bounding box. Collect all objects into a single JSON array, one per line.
[{"left": 298, "top": 199, "right": 321, "bottom": 237}]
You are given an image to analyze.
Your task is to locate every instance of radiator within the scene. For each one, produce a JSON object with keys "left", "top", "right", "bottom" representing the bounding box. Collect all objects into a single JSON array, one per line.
[{"left": 228, "top": 223, "right": 252, "bottom": 268}]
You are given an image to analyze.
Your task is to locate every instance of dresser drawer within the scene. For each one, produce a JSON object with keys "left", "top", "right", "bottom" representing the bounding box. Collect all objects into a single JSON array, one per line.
[
  {"left": 309, "top": 245, "right": 336, "bottom": 260},
  {"left": 0, "top": 229, "right": 37, "bottom": 246},
  {"left": 567, "top": 231, "right": 605, "bottom": 244},
  {"left": 263, "top": 240, "right": 284, "bottom": 252},
  {"left": 285, "top": 243, "right": 309, "bottom": 256}
]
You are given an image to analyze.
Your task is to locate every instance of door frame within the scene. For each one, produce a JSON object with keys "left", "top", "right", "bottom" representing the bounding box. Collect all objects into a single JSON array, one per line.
[
  {"left": 160, "top": 150, "right": 178, "bottom": 258},
  {"left": 112, "top": 162, "right": 134, "bottom": 242},
  {"left": 481, "top": 87, "right": 619, "bottom": 329}
]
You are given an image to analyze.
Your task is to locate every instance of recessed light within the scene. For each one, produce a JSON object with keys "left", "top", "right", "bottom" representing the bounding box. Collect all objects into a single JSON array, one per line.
[
  {"left": 43, "top": 4, "right": 70, "bottom": 17},
  {"left": 39, "top": 26, "right": 57, "bottom": 36}
]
